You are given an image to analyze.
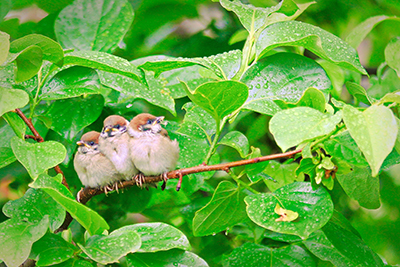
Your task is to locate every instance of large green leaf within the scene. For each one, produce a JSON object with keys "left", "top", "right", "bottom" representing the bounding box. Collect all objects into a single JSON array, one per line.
[
  {"left": 193, "top": 181, "right": 247, "bottom": 236},
  {"left": 256, "top": 21, "right": 367, "bottom": 74},
  {"left": 0, "top": 147, "right": 16, "bottom": 168},
  {"left": 79, "top": 228, "right": 140, "bottom": 265},
  {"left": 263, "top": 161, "right": 302, "bottom": 192},
  {"left": 0, "top": 216, "right": 49, "bottom": 267},
  {"left": 245, "top": 182, "right": 334, "bottom": 238},
  {"left": 10, "top": 34, "right": 64, "bottom": 65},
  {"left": 343, "top": 105, "right": 397, "bottom": 177},
  {"left": 63, "top": 51, "right": 141, "bottom": 82},
  {"left": 304, "top": 213, "right": 384, "bottom": 267},
  {"left": 0, "top": 31, "right": 9, "bottom": 65},
  {"left": 0, "top": 87, "right": 29, "bottom": 117},
  {"left": 218, "top": 131, "right": 249, "bottom": 158},
  {"left": 126, "top": 250, "right": 209, "bottom": 267},
  {"left": 30, "top": 232, "right": 77, "bottom": 266},
  {"left": 222, "top": 243, "right": 315, "bottom": 267},
  {"left": 40, "top": 67, "right": 102, "bottom": 100},
  {"left": 270, "top": 107, "right": 342, "bottom": 152},
  {"left": 345, "top": 15, "right": 400, "bottom": 48},
  {"left": 3, "top": 112, "right": 26, "bottom": 139},
  {"left": 181, "top": 80, "right": 248, "bottom": 125},
  {"left": 11, "top": 137, "right": 67, "bottom": 179},
  {"left": 113, "top": 222, "right": 190, "bottom": 252},
  {"left": 345, "top": 81, "right": 373, "bottom": 105},
  {"left": 55, "top": 0, "right": 134, "bottom": 53},
  {"left": 240, "top": 53, "right": 331, "bottom": 116},
  {"left": 41, "top": 95, "right": 104, "bottom": 140},
  {"left": 30, "top": 173, "right": 109, "bottom": 235},
  {"left": 3, "top": 188, "right": 65, "bottom": 232},
  {"left": 274, "top": 87, "right": 327, "bottom": 113},
  {"left": 385, "top": 37, "right": 400, "bottom": 78},
  {"left": 9, "top": 45, "right": 43, "bottom": 82}
]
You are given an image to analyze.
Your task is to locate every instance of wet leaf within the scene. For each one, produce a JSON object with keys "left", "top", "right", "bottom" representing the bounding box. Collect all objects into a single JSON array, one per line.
[
  {"left": 222, "top": 243, "right": 315, "bottom": 267},
  {"left": 345, "top": 15, "right": 400, "bottom": 48},
  {"left": 385, "top": 37, "right": 400, "bottom": 78},
  {"left": 3, "top": 188, "right": 65, "bottom": 232},
  {"left": 263, "top": 160, "right": 302, "bottom": 192},
  {"left": 270, "top": 107, "right": 342, "bottom": 152},
  {"left": 0, "top": 147, "right": 16, "bottom": 168},
  {"left": 218, "top": 131, "right": 249, "bottom": 158},
  {"left": 275, "top": 87, "right": 326, "bottom": 113},
  {"left": 42, "top": 95, "right": 104, "bottom": 141},
  {"left": 244, "top": 147, "right": 269, "bottom": 183},
  {"left": 0, "top": 31, "right": 9, "bottom": 65},
  {"left": 30, "top": 173, "right": 109, "bottom": 235},
  {"left": 11, "top": 45, "right": 43, "bottom": 82},
  {"left": 256, "top": 21, "right": 367, "bottom": 74},
  {"left": 245, "top": 182, "right": 334, "bottom": 238},
  {"left": 181, "top": 80, "right": 248, "bottom": 125},
  {"left": 0, "top": 87, "right": 29, "bottom": 117},
  {"left": 113, "top": 222, "right": 190, "bottom": 252},
  {"left": 3, "top": 112, "right": 26, "bottom": 139},
  {"left": 193, "top": 181, "right": 247, "bottom": 236},
  {"left": 79, "top": 228, "right": 140, "bottom": 265},
  {"left": 345, "top": 82, "right": 373, "bottom": 105},
  {"left": 55, "top": 0, "right": 134, "bottom": 53},
  {"left": 0, "top": 216, "right": 49, "bottom": 267},
  {"left": 274, "top": 203, "right": 299, "bottom": 222},
  {"left": 11, "top": 137, "right": 66, "bottom": 179},
  {"left": 343, "top": 105, "right": 397, "bottom": 176},
  {"left": 30, "top": 232, "right": 77, "bottom": 266},
  {"left": 241, "top": 53, "right": 331, "bottom": 116},
  {"left": 126, "top": 250, "right": 209, "bottom": 267}
]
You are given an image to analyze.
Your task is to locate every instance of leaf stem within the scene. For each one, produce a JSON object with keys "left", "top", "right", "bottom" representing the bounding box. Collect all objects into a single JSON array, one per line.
[
  {"left": 204, "top": 116, "right": 228, "bottom": 164},
  {"left": 229, "top": 170, "right": 259, "bottom": 194}
]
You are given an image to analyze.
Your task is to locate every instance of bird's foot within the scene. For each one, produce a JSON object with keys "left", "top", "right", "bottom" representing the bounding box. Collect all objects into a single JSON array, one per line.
[
  {"left": 176, "top": 171, "right": 183, "bottom": 191},
  {"left": 161, "top": 172, "right": 168, "bottom": 191},
  {"left": 134, "top": 173, "right": 146, "bottom": 188},
  {"left": 103, "top": 185, "right": 114, "bottom": 195}
]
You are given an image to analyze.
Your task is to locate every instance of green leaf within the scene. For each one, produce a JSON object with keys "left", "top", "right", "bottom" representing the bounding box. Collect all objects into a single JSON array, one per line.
[
  {"left": 368, "top": 67, "right": 400, "bottom": 99},
  {"left": 222, "top": 243, "right": 315, "bottom": 267},
  {"left": 140, "top": 50, "right": 242, "bottom": 79},
  {"left": 345, "top": 15, "right": 400, "bottom": 48},
  {"left": 0, "top": 31, "right": 10, "bottom": 65},
  {"left": 317, "top": 59, "right": 345, "bottom": 98},
  {"left": 30, "top": 173, "right": 109, "bottom": 235},
  {"left": 270, "top": 107, "right": 342, "bottom": 152},
  {"left": 113, "top": 222, "right": 190, "bottom": 252},
  {"left": 3, "top": 112, "right": 26, "bottom": 139},
  {"left": 42, "top": 258, "right": 92, "bottom": 267},
  {"left": 177, "top": 102, "right": 216, "bottom": 140},
  {"left": 10, "top": 34, "right": 64, "bottom": 65},
  {"left": 30, "top": 232, "right": 77, "bottom": 266},
  {"left": 345, "top": 81, "right": 373, "bottom": 105},
  {"left": 263, "top": 161, "right": 303, "bottom": 192},
  {"left": 385, "top": 37, "right": 400, "bottom": 78},
  {"left": 218, "top": 131, "right": 249, "bottom": 158},
  {"left": 41, "top": 95, "right": 104, "bottom": 140},
  {"left": 3, "top": 188, "right": 65, "bottom": 232},
  {"left": 126, "top": 250, "right": 209, "bottom": 267},
  {"left": 0, "top": 216, "right": 49, "bottom": 267},
  {"left": 78, "top": 228, "right": 140, "bottom": 265},
  {"left": 304, "top": 214, "right": 384, "bottom": 267},
  {"left": 55, "top": 0, "right": 134, "bottom": 53},
  {"left": 63, "top": 51, "right": 141, "bottom": 82},
  {"left": 0, "top": 147, "right": 16, "bottom": 168},
  {"left": 275, "top": 87, "right": 327, "bottom": 113},
  {"left": 245, "top": 182, "right": 334, "bottom": 238},
  {"left": 193, "top": 181, "right": 247, "bottom": 236},
  {"left": 0, "top": 87, "right": 29, "bottom": 117},
  {"left": 40, "top": 67, "right": 102, "bottom": 100},
  {"left": 256, "top": 21, "right": 367, "bottom": 74},
  {"left": 12, "top": 45, "right": 43, "bottom": 82},
  {"left": 244, "top": 147, "right": 269, "bottom": 183},
  {"left": 343, "top": 105, "right": 397, "bottom": 177},
  {"left": 11, "top": 137, "right": 67, "bottom": 179},
  {"left": 241, "top": 53, "right": 331, "bottom": 116},
  {"left": 181, "top": 80, "right": 248, "bottom": 125}
]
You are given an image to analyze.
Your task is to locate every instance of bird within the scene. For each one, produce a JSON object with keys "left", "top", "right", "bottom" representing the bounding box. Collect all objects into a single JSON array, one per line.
[
  {"left": 74, "top": 131, "right": 123, "bottom": 193},
  {"left": 99, "top": 115, "right": 138, "bottom": 181},
  {"left": 127, "top": 113, "right": 179, "bottom": 188}
]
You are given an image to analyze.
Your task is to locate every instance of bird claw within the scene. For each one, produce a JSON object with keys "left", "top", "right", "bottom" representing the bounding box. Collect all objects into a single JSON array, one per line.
[
  {"left": 161, "top": 173, "right": 168, "bottom": 191},
  {"left": 103, "top": 185, "right": 114, "bottom": 195},
  {"left": 134, "top": 173, "right": 146, "bottom": 188},
  {"left": 176, "top": 172, "right": 183, "bottom": 191}
]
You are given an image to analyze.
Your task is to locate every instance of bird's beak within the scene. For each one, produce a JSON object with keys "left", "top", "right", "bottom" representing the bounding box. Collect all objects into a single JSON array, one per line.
[
  {"left": 153, "top": 116, "right": 165, "bottom": 125},
  {"left": 77, "top": 141, "right": 91, "bottom": 148},
  {"left": 111, "top": 128, "right": 119, "bottom": 132},
  {"left": 104, "top": 127, "right": 111, "bottom": 132}
]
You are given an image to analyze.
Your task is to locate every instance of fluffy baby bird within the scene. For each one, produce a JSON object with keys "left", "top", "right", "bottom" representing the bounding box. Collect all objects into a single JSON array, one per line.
[
  {"left": 74, "top": 131, "right": 123, "bottom": 191},
  {"left": 128, "top": 113, "right": 179, "bottom": 186},
  {"left": 99, "top": 115, "right": 138, "bottom": 180}
]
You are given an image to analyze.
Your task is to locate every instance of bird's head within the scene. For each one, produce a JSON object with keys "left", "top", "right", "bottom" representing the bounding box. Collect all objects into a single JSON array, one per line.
[
  {"left": 101, "top": 115, "right": 129, "bottom": 138},
  {"left": 77, "top": 131, "right": 100, "bottom": 154},
  {"left": 128, "top": 113, "right": 165, "bottom": 138}
]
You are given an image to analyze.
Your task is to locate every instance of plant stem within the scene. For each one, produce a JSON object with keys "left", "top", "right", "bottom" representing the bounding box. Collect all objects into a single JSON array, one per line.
[
  {"left": 229, "top": 170, "right": 259, "bottom": 194},
  {"left": 204, "top": 116, "right": 228, "bottom": 164}
]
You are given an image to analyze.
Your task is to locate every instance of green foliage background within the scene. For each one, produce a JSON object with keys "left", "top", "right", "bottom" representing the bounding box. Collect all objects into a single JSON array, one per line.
[{"left": 1, "top": 0, "right": 400, "bottom": 266}]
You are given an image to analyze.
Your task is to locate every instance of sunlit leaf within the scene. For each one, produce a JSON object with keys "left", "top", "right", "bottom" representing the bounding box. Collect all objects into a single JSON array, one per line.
[
  {"left": 218, "top": 131, "right": 249, "bottom": 158},
  {"left": 126, "top": 250, "right": 209, "bottom": 267},
  {"left": 0, "top": 31, "right": 10, "bottom": 65},
  {"left": 385, "top": 37, "right": 400, "bottom": 78}
]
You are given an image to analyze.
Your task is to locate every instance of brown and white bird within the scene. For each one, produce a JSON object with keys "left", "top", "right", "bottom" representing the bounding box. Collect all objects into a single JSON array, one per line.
[
  {"left": 74, "top": 131, "right": 123, "bottom": 190},
  {"left": 99, "top": 115, "right": 138, "bottom": 180},
  {"left": 127, "top": 113, "right": 179, "bottom": 186}
]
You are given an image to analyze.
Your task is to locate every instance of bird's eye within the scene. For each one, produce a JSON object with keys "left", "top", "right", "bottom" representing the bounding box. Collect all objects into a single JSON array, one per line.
[
  {"left": 147, "top": 119, "right": 153, "bottom": 124},
  {"left": 115, "top": 124, "right": 120, "bottom": 129},
  {"left": 88, "top": 141, "right": 95, "bottom": 146}
]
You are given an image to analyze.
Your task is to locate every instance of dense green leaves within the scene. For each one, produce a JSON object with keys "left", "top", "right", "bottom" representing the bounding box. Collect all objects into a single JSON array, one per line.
[
  {"left": 245, "top": 182, "right": 334, "bottom": 238},
  {"left": 30, "top": 174, "right": 109, "bottom": 235},
  {"left": 11, "top": 137, "right": 67, "bottom": 179},
  {"left": 263, "top": 161, "right": 303, "bottom": 192},
  {"left": 343, "top": 105, "right": 397, "bottom": 176},
  {"left": 193, "top": 181, "right": 247, "bottom": 236},
  {"left": 241, "top": 53, "right": 331, "bottom": 116},
  {"left": 0, "top": 87, "right": 29, "bottom": 117},
  {"left": 55, "top": 0, "right": 134, "bottom": 53},
  {"left": 126, "top": 250, "right": 209, "bottom": 267},
  {"left": 256, "top": 21, "right": 367, "bottom": 74},
  {"left": 222, "top": 243, "right": 315, "bottom": 267},
  {"left": 270, "top": 107, "right": 342, "bottom": 152}
]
